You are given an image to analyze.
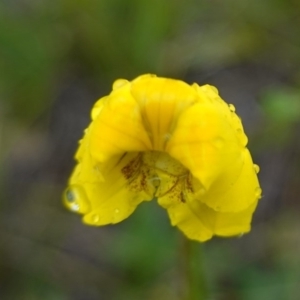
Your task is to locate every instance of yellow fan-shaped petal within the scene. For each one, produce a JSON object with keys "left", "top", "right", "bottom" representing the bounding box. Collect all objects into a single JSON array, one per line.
[
  {"left": 89, "top": 83, "right": 152, "bottom": 162},
  {"left": 166, "top": 88, "right": 260, "bottom": 212},
  {"left": 198, "top": 148, "right": 261, "bottom": 212},
  {"left": 157, "top": 185, "right": 213, "bottom": 242},
  {"left": 156, "top": 175, "right": 212, "bottom": 242},
  {"left": 187, "top": 198, "right": 259, "bottom": 237},
  {"left": 166, "top": 101, "right": 243, "bottom": 193},
  {"left": 157, "top": 176, "right": 258, "bottom": 241},
  {"left": 131, "top": 76, "right": 197, "bottom": 151},
  {"left": 64, "top": 151, "right": 154, "bottom": 226},
  {"left": 167, "top": 202, "right": 214, "bottom": 242},
  {"left": 196, "top": 83, "right": 248, "bottom": 147}
]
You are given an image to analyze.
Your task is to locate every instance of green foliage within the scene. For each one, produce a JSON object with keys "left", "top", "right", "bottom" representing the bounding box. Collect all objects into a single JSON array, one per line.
[
  {"left": 2, "top": 0, "right": 300, "bottom": 122},
  {"left": 258, "top": 87, "right": 300, "bottom": 148},
  {"left": 0, "top": 11, "right": 63, "bottom": 121},
  {"left": 262, "top": 87, "right": 300, "bottom": 123},
  {"left": 109, "top": 202, "right": 177, "bottom": 284}
]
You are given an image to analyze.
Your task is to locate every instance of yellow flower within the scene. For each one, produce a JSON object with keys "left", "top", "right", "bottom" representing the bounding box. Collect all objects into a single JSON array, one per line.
[{"left": 63, "top": 74, "right": 261, "bottom": 242}]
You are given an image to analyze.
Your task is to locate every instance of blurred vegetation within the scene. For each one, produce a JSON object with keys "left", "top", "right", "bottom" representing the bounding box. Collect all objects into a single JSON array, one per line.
[{"left": 1, "top": 0, "right": 300, "bottom": 299}]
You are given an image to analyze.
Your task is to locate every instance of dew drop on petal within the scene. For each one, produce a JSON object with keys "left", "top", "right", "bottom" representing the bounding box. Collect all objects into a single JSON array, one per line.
[
  {"left": 255, "top": 187, "right": 262, "bottom": 199},
  {"left": 91, "top": 101, "right": 105, "bottom": 120},
  {"left": 191, "top": 83, "right": 200, "bottom": 91},
  {"left": 228, "top": 104, "right": 236, "bottom": 112},
  {"left": 236, "top": 128, "right": 248, "bottom": 146},
  {"left": 70, "top": 203, "right": 80, "bottom": 212},
  {"left": 170, "top": 211, "right": 177, "bottom": 218},
  {"left": 65, "top": 189, "right": 75, "bottom": 202},
  {"left": 210, "top": 86, "right": 219, "bottom": 95},
  {"left": 238, "top": 232, "right": 244, "bottom": 238},
  {"left": 112, "top": 79, "right": 129, "bottom": 90},
  {"left": 164, "top": 133, "right": 172, "bottom": 141},
  {"left": 112, "top": 209, "right": 121, "bottom": 223},
  {"left": 253, "top": 164, "right": 260, "bottom": 174},
  {"left": 64, "top": 185, "right": 91, "bottom": 214},
  {"left": 92, "top": 214, "right": 100, "bottom": 223},
  {"left": 214, "top": 205, "right": 221, "bottom": 211}
]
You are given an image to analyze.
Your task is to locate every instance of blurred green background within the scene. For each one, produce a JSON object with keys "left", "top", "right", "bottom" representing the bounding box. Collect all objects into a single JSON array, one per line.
[{"left": 1, "top": 0, "right": 300, "bottom": 299}]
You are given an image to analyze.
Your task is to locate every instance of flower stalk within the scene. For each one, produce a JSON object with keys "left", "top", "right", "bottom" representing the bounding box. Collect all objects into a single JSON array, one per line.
[{"left": 181, "top": 237, "right": 208, "bottom": 300}]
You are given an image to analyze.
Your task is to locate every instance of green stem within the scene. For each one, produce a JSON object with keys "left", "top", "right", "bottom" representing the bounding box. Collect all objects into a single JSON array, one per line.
[{"left": 180, "top": 237, "right": 208, "bottom": 300}]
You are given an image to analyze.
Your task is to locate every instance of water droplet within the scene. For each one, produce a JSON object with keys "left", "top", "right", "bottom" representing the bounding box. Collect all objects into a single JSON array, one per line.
[
  {"left": 253, "top": 164, "right": 260, "bottom": 174},
  {"left": 200, "top": 85, "right": 209, "bottom": 92},
  {"left": 170, "top": 211, "right": 177, "bottom": 218},
  {"left": 210, "top": 85, "right": 219, "bottom": 95},
  {"left": 238, "top": 232, "right": 244, "bottom": 238},
  {"left": 164, "top": 133, "right": 172, "bottom": 141},
  {"left": 64, "top": 185, "right": 92, "bottom": 214},
  {"left": 214, "top": 205, "right": 221, "bottom": 211},
  {"left": 70, "top": 203, "right": 80, "bottom": 212},
  {"left": 228, "top": 104, "right": 236, "bottom": 112},
  {"left": 65, "top": 189, "right": 75, "bottom": 202},
  {"left": 91, "top": 101, "right": 104, "bottom": 120},
  {"left": 114, "top": 209, "right": 120, "bottom": 214},
  {"left": 170, "top": 212, "right": 180, "bottom": 225},
  {"left": 92, "top": 214, "right": 100, "bottom": 223},
  {"left": 255, "top": 187, "right": 262, "bottom": 199},
  {"left": 236, "top": 128, "right": 248, "bottom": 146},
  {"left": 192, "top": 83, "right": 200, "bottom": 91},
  {"left": 93, "top": 165, "right": 101, "bottom": 175},
  {"left": 112, "top": 79, "right": 128, "bottom": 90}
]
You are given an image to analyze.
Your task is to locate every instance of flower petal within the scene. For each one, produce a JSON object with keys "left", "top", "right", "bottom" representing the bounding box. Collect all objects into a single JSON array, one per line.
[
  {"left": 167, "top": 87, "right": 260, "bottom": 212},
  {"left": 157, "top": 176, "right": 258, "bottom": 241},
  {"left": 89, "top": 82, "right": 152, "bottom": 162},
  {"left": 157, "top": 186, "right": 213, "bottom": 242},
  {"left": 156, "top": 176, "right": 212, "bottom": 242},
  {"left": 64, "top": 123, "right": 154, "bottom": 225},
  {"left": 64, "top": 151, "right": 154, "bottom": 226},
  {"left": 166, "top": 103, "right": 240, "bottom": 195},
  {"left": 130, "top": 75, "right": 197, "bottom": 151},
  {"left": 187, "top": 198, "right": 259, "bottom": 237},
  {"left": 167, "top": 202, "right": 214, "bottom": 242},
  {"left": 197, "top": 148, "right": 261, "bottom": 212}
]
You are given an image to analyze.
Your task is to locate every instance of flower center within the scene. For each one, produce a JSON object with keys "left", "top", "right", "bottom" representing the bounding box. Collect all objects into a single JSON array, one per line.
[{"left": 121, "top": 151, "right": 191, "bottom": 201}]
